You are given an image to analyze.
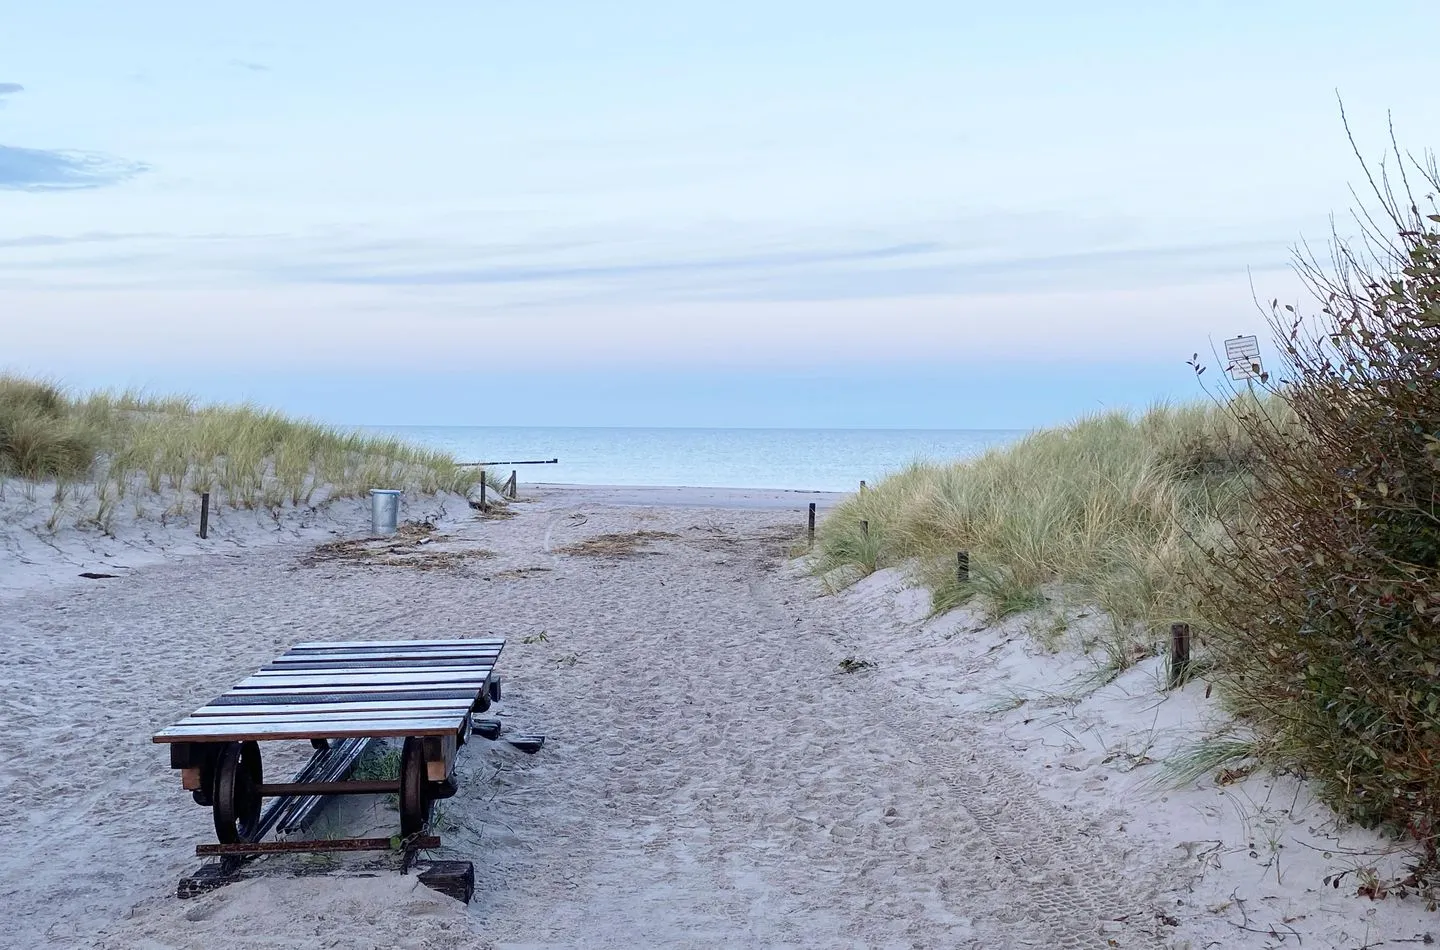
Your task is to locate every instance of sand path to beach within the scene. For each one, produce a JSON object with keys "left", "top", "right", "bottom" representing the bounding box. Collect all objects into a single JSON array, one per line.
[{"left": 1, "top": 486, "right": 1170, "bottom": 949}]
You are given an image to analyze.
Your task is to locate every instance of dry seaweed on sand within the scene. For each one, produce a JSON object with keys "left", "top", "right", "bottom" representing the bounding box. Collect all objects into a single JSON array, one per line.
[
  {"left": 301, "top": 521, "right": 493, "bottom": 570},
  {"left": 556, "top": 530, "right": 679, "bottom": 559},
  {"left": 368, "top": 549, "right": 494, "bottom": 571},
  {"left": 490, "top": 566, "right": 555, "bottom": 580}
]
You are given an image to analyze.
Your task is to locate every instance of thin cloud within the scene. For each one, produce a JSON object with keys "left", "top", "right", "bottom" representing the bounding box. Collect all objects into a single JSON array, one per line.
[
  {"left": 286, "top": 242, "right": 943, "bottom": 287},
  {"left": 273, "top": 231, "right": 1287, "bottom": 304},
  {"left": 229, "top": 59, "right": 270, "bottom": 72},
  {"left": 0, "top": 231, "right": 161, "bottom": 249},
  {"left": 681, "top": 239, "right": 1293, "bottom": 303},
  {"left": 0, "top": 83, "right": 23, "bottom": 106},
  {"left": 0, "top": 252, "right": 163, "bottom": 271},
  {"left": 0, "top": 144, "right": 148, "bottom": 191}
]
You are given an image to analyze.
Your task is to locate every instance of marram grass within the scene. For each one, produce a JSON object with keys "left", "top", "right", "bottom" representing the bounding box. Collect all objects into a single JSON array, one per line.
[
  {"left": 0, "top": 375, "right": 489, "bottom": 522},
  {"left": 812, "top": 399, "right": 1284, "bottom": 647}
]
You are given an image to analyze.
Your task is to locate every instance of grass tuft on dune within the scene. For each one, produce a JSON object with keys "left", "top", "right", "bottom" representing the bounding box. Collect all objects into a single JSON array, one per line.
[
  {"left": 813, "top": 398, "right": 1286, "bottom": 650},
  {"left": 0, "top": 375, "right": 488, "bottom": 533},
  {"left": 812, "top": 397, "right": 1296, "bottom": 670}
]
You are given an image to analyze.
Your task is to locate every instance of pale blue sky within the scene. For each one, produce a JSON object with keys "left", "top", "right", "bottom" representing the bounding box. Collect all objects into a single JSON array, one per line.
[{"left": 2, "top": 2, "right": 1437, "bottom": 426}]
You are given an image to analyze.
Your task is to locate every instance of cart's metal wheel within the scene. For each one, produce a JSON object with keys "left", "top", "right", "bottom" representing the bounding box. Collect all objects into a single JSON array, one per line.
[
  {"left": 212, "top": 740, "right": 263, "bottom": 844},
  {"left": 399, "top": 737, "right": 433, "bottom": 839}
]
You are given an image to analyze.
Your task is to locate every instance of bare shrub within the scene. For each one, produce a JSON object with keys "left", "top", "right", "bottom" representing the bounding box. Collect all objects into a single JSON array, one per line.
[{"left": 1193, "top": 112, "right": 1440, "bottom": 850}]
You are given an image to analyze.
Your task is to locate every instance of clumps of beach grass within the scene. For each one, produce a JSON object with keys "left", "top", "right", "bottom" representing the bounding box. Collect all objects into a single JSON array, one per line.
[
  {"left": 0, "top": 377, "right": 493, "bottom": 535},
  {"left": 0, "top": 377, "right": 98, "bottom": 480},
  {"left": 812, "top": 399, "right": 1279, "bottom": 649}
]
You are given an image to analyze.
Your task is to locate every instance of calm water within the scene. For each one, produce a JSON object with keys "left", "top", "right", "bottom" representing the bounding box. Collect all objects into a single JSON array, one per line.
[{"left": 363, "top": 427, "right": 1026, "bottom": 492}]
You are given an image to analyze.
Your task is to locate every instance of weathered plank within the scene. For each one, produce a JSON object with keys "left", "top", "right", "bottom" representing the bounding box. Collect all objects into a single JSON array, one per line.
[
  {"left": 236, "top": 671, "right": 493, "bottom": 689},
  {"left": 247, "top": 659, "right": 495, "bottom": 676},
  {"left": 212, "top": 688, "right": 480, "bottom": 704},
  {"left": 263, "top": 661, "right": 494, "bottom": 674},
  {"left": 268, "top": 652, "right": 500, "bottom": 667},
  {"left": 253, "top": 663, "right": 496, "bottom": 677},
  {"left": 154, "top": 717, "right": 465, "bottom": 742},
  {"left": 224, "top": 683, "right": 489, "bottom": 697},
  {"left": 195, "top": 836, "right": 441, "bottom": 856},
  {"left": 189, "top": 699, "right": 466, "bottom": 717},
  {"left": 289, "top": 638, "right": 504, "bottom": 651},
  {"left": 280, "top": 643, "right": 503, "bottom": 656},
  {"left": 170, "top": 709, "right": 469, "bottom": 729}
]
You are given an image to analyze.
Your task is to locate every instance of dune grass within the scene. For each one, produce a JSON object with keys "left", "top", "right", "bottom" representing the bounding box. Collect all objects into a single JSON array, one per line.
[
  {"left": 812, "top": 399, "right": 1288, "bottom": 657},
  {"left": 0, "top": 375, "right": 488, "bottom": 532}
]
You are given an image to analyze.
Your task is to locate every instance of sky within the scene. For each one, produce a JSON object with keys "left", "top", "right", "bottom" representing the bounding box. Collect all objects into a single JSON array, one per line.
[{"left": 2, "top": 1, "right": 1438, "bottom": 427}]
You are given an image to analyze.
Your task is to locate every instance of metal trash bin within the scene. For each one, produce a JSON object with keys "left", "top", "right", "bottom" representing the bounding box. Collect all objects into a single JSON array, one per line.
[{"left": 369, "top": 489, "right": 402, "bottom": 536}]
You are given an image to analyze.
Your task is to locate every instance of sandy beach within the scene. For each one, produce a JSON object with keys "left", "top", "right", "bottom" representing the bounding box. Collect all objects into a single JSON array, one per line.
[{"left": 0, "top": 485, "right": 1431, "bottom": 949}]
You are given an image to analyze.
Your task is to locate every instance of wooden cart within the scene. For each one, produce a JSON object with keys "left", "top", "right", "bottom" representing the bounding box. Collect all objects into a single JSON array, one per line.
[{"left": 153, "top": 637, "right": 537, "bottom": 892}]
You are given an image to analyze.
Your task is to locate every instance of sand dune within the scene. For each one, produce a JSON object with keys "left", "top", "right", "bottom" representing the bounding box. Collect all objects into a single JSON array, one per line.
[{"left": 0, "top": 485, "right": 1429, "bottom": 949}]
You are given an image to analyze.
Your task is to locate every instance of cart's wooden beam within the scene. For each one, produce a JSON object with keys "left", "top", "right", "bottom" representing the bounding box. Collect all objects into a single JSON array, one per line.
[
  {"left": 154, "top": 717, "right": 465, "bottom": 743},
  {"left": 195, "top": 835, "right": 441, "bottom": 856}
]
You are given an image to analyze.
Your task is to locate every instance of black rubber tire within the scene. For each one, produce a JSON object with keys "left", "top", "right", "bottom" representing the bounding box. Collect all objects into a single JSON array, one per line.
[{"left": 212, "top": 740, "right": 263, "bottom": 844}]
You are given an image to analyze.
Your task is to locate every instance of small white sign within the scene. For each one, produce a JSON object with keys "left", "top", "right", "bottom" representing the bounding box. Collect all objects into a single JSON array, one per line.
[
  {"left": 1224, "top": 334, "right": 1264, "bottom": 381},
  {"left": 1225, "top": 335, "right": 1261, "bottom": 361}
]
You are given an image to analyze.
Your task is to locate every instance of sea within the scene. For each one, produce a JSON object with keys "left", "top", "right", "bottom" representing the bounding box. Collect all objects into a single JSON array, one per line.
[{"left": 363, "top": 427, "right": 1028, "bottom": 493}]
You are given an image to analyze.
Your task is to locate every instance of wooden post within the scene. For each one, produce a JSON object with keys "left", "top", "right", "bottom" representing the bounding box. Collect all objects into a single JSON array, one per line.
[
  {"left": 861, "top": 519, "right": 869, "bottom": 539},
  {"left": 508, "top": 470, "right": 517, "bottom": 498},
  {"left": 860, "top": 480, "right": 867, "bottom": 492},
  {"left": 807, "top": 503, "right": 816, "bottom": 547},
  {"left": 479, "top": 470, "right": 487, "bottom": 512},
  {"left": 199, "top": 492, "right": 210, "bottom": 539},
  {"left": 1169, "top": 622, "right": 1191, "bottom": 687},
  {"left": 957, "top": 550, "right": 969, "bottom": 584}
]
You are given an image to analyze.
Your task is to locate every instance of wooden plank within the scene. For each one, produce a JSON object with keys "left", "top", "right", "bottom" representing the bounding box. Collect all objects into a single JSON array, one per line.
[
  {"left": 211, "top": 688, "right": 480, "bottom": 705},
  {"left": 269, "top": 651, "right": 501, "bottom": 666},
  {"left": 263, "top": 659, "right": 495, "bottom": 672},
  {"left": 196, "top": 836, "right": 442, "bottom": 856},
  {"left": 170, "top": 709, "right": 468, "bottom": 729},
  {"left": 247, "top": 666, "right": 495, "bottom": 680},
  {"left": 236, "top": 671, "right": 493, "bottom": 689},
  {"left": 253, "top": 663, "right": 496, "bottom": 677},
  {"left": 188, "top": 699, "right": 467, "bottom": 717},
  {"left": 223, "top": 683, "right": 488, "bottom": 697},
  {"left": 283, "top": 633, "right": 504, "bottom": 650},
  {"left": 233, "top": 680, "right": 487, "bottom": 695},
  {"left": 288, "top": 638, "right": 505, "bottom": 651},
  {"left": 275, "top": 647, "right": 502, "bottom": 658},
  {"left": 279, "top": 644, "right": 504, "bottom": 657},
  {"left": 154, "top": 717, "right": 466, "bottom": 742}
]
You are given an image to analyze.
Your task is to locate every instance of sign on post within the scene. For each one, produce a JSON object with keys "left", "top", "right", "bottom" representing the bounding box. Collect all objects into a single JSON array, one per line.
[{"left": 1224, "top": 335, "right": 1264, "bottom": 381}]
